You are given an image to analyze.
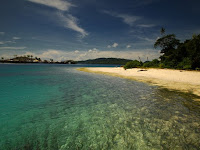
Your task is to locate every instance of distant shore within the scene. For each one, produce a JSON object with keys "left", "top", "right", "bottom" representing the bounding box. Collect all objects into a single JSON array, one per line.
[{"left": 78, "top": 67, "right": 200, "bottom": 99}]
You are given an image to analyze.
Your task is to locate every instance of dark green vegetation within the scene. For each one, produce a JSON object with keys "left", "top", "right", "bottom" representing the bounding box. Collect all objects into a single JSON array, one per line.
[
  {"left": 124, "top": 59, "right": 160, "bottom": 69},
  {"left": 77, "top": 58, "right": 132, "bottom": 65},
  {"left": 0, "top": 55, "right": 76, "bottom": 64},
  {"left": 124, "top": 60, "right": 142, "bottom": 69},
  {"left": 155, "top": 33, "right": 200, "bottom": 70},
  {"left": 124, "top": 31, "right": 200, "bottom": 70},
  {"left": 0, "top": 55, "right": 41, "bottom": 63},
  {"left": 143, "top": 59, "right": 160, "bottom": 68}
]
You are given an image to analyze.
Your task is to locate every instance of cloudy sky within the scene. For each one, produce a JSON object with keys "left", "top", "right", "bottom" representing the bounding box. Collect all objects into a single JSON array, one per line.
[{"left": 0, "top": 0, "right": 200, "bottom": 61}]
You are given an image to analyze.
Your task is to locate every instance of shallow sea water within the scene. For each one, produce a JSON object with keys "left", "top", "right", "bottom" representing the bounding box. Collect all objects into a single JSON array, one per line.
[{"left": 0, "top": 64, "right": 200, "bottom": 150}]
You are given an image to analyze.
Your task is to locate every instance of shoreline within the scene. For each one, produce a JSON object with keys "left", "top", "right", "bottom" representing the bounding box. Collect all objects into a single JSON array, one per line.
[{"left": 78, "top": 67, "right": 200, "bottom": 99}]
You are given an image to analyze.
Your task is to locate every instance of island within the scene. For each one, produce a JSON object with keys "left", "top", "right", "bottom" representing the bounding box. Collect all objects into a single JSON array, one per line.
[{"left": 0, "top": 55, "right": 76, "bottom": 64}]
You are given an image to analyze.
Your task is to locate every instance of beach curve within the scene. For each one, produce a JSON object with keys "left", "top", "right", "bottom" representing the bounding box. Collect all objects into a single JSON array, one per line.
[{"left": 78, "top": 67, "right": 200, "bottom": 99}]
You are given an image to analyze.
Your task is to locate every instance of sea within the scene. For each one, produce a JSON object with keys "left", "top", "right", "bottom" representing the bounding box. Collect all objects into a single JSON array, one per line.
[{"left": 0, "top": 64, "right": 200, "bottom": 150}]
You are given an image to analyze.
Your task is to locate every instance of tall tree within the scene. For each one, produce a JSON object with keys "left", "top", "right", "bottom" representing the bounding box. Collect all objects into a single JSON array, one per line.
[
  {"left": 154, "top": 34, "right": 180, "bottom": 68},
  {"left": 184, "top": 34, "right": 200, "bottom": 69},
  {"left": 154, "top": 34, "right": 180, "bottom": 54},
  {"left": 160, "top": 27, "right": 165, "bottom": 35}
]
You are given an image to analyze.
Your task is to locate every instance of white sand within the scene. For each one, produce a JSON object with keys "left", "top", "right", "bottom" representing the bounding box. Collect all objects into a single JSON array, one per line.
[{"left": 78, "top": 67, "right": 200, "bottom": 98}]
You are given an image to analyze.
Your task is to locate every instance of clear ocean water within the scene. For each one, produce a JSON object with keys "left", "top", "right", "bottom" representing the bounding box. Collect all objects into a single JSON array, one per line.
[{"left": 0, "top": 64, "right": 200, "bottom": 150}]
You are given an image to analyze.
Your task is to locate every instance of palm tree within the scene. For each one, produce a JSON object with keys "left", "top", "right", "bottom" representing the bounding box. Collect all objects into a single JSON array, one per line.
[
  {"left": 30, "top": 55, "right": 33, "bottom": 62},
  {"left": 160, "top": 27, "right": 165, "bottom": 35}
]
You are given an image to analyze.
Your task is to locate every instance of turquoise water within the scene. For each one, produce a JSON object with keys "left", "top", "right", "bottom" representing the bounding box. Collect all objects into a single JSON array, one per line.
[{"left": 0, "top": 64, "right": 200, "bottom": 150}]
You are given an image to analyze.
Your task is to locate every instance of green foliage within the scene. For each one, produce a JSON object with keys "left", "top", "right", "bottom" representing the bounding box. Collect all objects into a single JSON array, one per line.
[
  {"left": 177, "top": 58, "right": 192, "bottom": 70},
  {"left": 185, "top": 34, "right": 200, "bottom": 69},
  {"left": 143, "top": 59, "right": 160, "bottom": 68},
  {"left": 124, "top": 60, "right": 142, "bottom": 69},
  {"left": 154, "top": 34, "right": 180, "bottom": 54},
  {"left": 159, "top": 63, "right": 165, "bottom": 68},
  {"left": 154, "top": 32, "right": 200, "bottom": 70},
  {"left": 196, "top": 68, "right": 200, "bottom": 71}
]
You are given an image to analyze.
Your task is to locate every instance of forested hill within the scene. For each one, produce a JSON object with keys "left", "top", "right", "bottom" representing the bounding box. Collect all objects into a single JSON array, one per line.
[{"left": 77, "top": 58, "right": 132, "bottom": 65}]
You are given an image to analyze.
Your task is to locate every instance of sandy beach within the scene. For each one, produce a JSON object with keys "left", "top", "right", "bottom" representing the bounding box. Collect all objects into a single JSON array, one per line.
[{"left": 78, "top": 67, "right": 200, "bottom": 99}]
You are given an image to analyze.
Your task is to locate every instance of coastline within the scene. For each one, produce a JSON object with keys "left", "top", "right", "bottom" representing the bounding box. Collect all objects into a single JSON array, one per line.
[{"left": 78, "top": 67, "right": 200, "bottom": 99}]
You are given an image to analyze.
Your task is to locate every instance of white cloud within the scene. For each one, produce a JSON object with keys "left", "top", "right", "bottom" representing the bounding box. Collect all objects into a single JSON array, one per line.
[
  {"left": 28, "top": 0, "right": 74, "bottom": 11},
  {"left": 0, "top": 47, "right": 26, "bottom": 50},
  {"left": 56, "top": 13, "right": 88, "bottom": 38},
  {"left": 107, "top": 45, "right": 111, "bottom": 48},
  {"left": 102, "top": 11, "right": 140, "bottom": 26},
  {"left": 13, "top": 37, "right": 21, "bottom": 40},
  {"left": 28, "top": 0, "right": 87, "bottom": 38},
  {"left": 0, "top": 32, "right": 5, "bottom": 35},
  {"left": 156, "top": 37, "right": 160, "bottom": 40},
  {"left": 36, "top": 50, "right": 62, "bottom": 59},
  {"left": 8, "top": 41, "right": 16, "bottom": 43},
  {"left": 138, "top": 37, "right": 155, "bottom": 43},
  {"left": 137, "top": 24, "right": 155, "bottom": 28},
  {"left": 107, "top": 43, "right": 119, "bottom": 48},
  {"left": 74, "top": 50, "right": 79, "bottom": 53},
  {"left": 88, "top": 48, "right": 98, "bottom": 53},
  {"left": 112, "top": 43, "right": 118, "bottom": 48},
  {"left": 126, "top": 45, "right": 131, "bottom": 48},
  {"left": 102, "top": 11, "right": 157, "bottom": 28},
  {"left": 0, "top": 41, "right": 16, "bottom": 45},
  {"left": 117, "top": 14, "right": 140, "bottom": 26}
]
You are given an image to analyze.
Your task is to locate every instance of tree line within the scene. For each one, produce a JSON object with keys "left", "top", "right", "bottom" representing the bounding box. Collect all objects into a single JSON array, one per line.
[{"left": 124, "top": 29, "right": 200, "bottom": 70}]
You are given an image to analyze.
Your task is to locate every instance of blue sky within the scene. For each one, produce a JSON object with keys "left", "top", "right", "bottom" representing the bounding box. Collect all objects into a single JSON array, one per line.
[{"left": 0, "top": 0, "right": 200, "bottom": 61}]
